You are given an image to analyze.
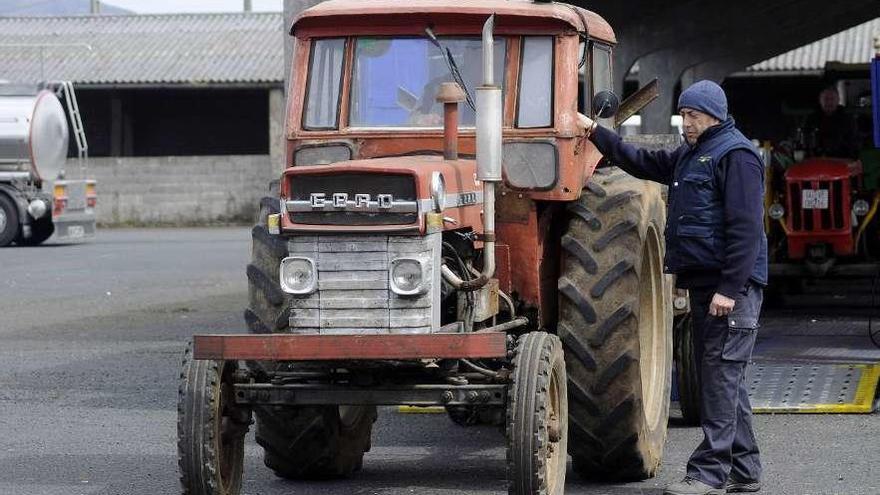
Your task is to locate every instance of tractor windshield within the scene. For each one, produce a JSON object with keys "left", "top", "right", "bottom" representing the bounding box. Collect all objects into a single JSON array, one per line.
[{"left": 350, "top": 37, "right": 504, "bottom": 128}]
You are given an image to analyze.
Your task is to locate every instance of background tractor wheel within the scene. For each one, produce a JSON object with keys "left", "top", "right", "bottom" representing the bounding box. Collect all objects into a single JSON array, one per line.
[
  {"left": 558, "top": 168, "right": 673, "bottom": 481},
  {"left": 256, "top": 405, "right": 377, "bottom": 479},
  {"left": 177, "top": 342, "right": 250, "bottom": 495},
  {"left": 507, "top": 331, "right": 567, "bottom": 495},
  {"left": 17, "top": 217, "right": 54, "bottom": 246},
  {"left": 0, "top": 193, "right": 20, "bottom": 247},
  {"left": 246, "top": 188, "right": 376, "bottom": 479},
  {"left": 674, "top": 314, "right": 701, "bottom": 425}
]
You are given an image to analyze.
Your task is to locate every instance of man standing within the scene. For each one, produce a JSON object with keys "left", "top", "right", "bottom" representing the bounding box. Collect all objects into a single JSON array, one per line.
[{"left": 579, "top": 80, "right": 767, "bottom": 495}]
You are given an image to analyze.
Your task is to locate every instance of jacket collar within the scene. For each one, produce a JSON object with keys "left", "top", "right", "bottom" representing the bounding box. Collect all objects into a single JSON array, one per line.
[{"left": 684, "top": 117, "right": 736, "bottom": 150}]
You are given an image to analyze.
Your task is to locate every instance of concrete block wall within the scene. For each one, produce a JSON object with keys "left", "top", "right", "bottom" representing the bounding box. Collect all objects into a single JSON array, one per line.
[{"left": 67, "top": 154, "right": 277, "bottom": 226}]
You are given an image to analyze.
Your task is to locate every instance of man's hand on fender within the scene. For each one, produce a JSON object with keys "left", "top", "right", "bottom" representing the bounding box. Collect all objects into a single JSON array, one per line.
[{"left": 709, "top": 293, "right": 735, "bottom": 317}]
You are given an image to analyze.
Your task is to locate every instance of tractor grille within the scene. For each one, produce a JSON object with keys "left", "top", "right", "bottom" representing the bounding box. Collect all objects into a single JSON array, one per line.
[
  {"left": 788, "top": 179, "right": 846, "bottom": 232},
  {"left": 286, "top": 234, "right": 440, "bottom": 334},
  {"left": 287, "top": 173, "right": 418, "bottom": 226}
]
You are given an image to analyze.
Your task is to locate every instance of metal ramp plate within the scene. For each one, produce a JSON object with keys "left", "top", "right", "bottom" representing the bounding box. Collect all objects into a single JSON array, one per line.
[{"left": 747, "top": 362, "right": 880, "bottom": 413}]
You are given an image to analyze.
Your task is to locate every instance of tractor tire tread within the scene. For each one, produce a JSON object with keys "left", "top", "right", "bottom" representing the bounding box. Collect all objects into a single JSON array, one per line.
[
  {"left": 560, "top": 170, "right": 671, "bottom": 481},
  {"left": 506, "top": 331, "right": 567, "bottom": 495}
]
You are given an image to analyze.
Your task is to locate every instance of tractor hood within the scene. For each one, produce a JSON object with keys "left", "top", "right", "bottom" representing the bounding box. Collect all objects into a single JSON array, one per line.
[{"left": 785, "top": 157, "right": 861, "bottom": 182}]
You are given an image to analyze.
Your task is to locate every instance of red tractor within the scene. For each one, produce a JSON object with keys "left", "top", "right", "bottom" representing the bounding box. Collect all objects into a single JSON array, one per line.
[
  {"left": 177, "top": 1, "right": 677, "bottom": 494},
  {"left": 764, "top": 39, "right": 880, "bottom": 284},
  {"left": 771, "top": 157, "right": 872, "bottom": 273}
]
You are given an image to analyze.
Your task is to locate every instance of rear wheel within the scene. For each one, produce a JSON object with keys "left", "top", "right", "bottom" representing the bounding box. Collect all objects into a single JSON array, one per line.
[
  {"left": 674, "top": 314, "right": 701, "bottom": 425},
  {"left": 507, "top": 331, "right": 567, "bottom": 495},
  {"left": 246, "top": 190, "right": 376, "bottom": 479},
  {"left": 177, "top": 342, "right": 250, "bottom": 495},
  {"left": 257, "top": 404, "right": 376, "bottom": 479},
  {"left": 558, "top": 168, "right": 673, "bottom": 480},
  {"left": 0, "top": 193, "right": 19, "bottom": 247}
]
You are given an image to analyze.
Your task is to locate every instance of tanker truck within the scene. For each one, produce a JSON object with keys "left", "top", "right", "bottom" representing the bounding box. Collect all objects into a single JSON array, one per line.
[{"left": 0, "top": 81, "right": 95, "bottom": 246}]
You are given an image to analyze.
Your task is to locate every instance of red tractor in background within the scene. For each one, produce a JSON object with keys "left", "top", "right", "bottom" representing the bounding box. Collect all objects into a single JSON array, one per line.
[
  {"left": 764, "top": 37, "right": 880, "bottom": 288},
  {"left": 176, "top": 1, "right": 680, "bottom": 494},
  {"left": 767, "top": 155, "right": 876, "bottom": 280}
]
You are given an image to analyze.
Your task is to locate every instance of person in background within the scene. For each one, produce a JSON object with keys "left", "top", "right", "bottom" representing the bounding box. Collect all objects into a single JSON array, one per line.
[{"left": 803, "top": 86, "right": 859, "bottom": 158}]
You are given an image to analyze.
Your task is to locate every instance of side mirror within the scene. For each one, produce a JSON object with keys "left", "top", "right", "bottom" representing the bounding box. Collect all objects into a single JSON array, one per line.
[{"left": 592, "top": 90, "right": 620, "bottom": 119}]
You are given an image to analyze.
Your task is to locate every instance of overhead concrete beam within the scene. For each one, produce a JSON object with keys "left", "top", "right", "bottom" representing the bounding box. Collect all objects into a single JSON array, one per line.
[
  {"left": 585, "top": 0, "right": 877, "bottom": 96},
  {"left": 590, "top": 0, "right": 878, "bottom": 133}
]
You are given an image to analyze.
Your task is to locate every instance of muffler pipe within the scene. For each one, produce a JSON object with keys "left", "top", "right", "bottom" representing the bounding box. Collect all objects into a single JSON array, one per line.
[{"left": 442, "top": 14, "right": 500, "bottom": 291}]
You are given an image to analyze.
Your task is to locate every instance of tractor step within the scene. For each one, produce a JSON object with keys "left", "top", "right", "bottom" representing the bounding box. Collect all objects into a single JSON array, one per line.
[
  {"left": 748, "top": 362, "right": 879, "bottom": 413},
  {"left": 749, "top": 313, "right": 880, "bottom": 413}
]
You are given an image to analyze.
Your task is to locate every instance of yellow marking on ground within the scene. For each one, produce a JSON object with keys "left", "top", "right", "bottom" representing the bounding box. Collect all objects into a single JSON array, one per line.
[
  {"left": 753, "top": 364, "right": 880, "bottom": 414},
  {"left": 397, "top": 405, "right": 446, "bottom": 414}
]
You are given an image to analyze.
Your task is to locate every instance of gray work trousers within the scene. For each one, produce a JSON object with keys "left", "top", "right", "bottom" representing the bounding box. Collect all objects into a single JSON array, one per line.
[{"left": 685, "top": 281, "right": 763, "bottom": 489}]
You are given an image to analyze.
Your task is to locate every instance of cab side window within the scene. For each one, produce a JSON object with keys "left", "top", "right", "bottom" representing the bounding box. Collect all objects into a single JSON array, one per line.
[
  {"left": 517, "top": 36, "right": 554, "bottom": 128},
  {"left": 591, "top": 43, "right": 613, "bottom": 118},
  {"left": 304, "top": 38, "right": 346, "bottom": 130},
  {"left": 577, "top": 39, "right": 589, "bottom": 114}
]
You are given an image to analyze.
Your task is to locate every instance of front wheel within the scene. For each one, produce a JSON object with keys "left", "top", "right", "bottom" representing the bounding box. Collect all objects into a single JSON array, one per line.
[
  {"left": 0, "top": 193, "right": 19, "bottom": 247},
  {"left": 178, "top": 342, "right": 251, "bottom": 495},
  {"left": 16, "top": 217, "right": 54, "bottom": 246},
  {"left": 506, "top": 331, "right": 568, "bottom": 495}
]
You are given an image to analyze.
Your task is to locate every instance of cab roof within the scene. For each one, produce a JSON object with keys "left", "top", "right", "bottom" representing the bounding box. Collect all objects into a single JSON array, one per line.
[{"left": 292, "top": 0, "right": 615, "bottom": 44}]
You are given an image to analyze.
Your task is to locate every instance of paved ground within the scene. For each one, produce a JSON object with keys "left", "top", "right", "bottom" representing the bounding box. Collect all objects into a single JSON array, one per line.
[{"left": 0, "top": 228, "right": 878, "bottom": 495}]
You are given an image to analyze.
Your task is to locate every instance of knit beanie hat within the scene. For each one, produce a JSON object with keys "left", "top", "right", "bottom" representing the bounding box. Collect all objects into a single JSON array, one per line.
[{"left": 677, "top": 80, "right": 728, "bottom": 121}]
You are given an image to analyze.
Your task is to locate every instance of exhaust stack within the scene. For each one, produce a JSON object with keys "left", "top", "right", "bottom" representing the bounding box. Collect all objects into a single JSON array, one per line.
[{"left": 442, "top": 14, "right": 500, "bottom": 291}]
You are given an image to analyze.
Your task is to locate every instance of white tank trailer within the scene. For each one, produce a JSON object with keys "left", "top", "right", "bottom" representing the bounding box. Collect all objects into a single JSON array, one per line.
[{"left": 0, "top": 83, "right": 96, "bottom": 246}]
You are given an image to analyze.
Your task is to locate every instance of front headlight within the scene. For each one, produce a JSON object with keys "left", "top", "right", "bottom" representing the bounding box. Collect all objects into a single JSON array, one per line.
[
  {"left": 430, "top": 171, "right": 446, "bottom": 213},
  {"left": 853, "top": 199, "right": 870, "bottom": 216},
  {"left": 768, "top": 203, "right": 785, "bottom": 220},
  {"left": 280, "top": 257, "right": 317, "bottom": 295},
  {"left": 390, "top": 257, "right": 426, "bottom": 295}
]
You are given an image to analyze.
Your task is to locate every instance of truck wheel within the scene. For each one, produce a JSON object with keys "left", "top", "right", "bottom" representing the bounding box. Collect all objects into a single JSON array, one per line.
[
  {"left": 177, "top": 342, "right": 251, "bottom": 495},
  {"left": 17, "top": 217, "right": 54, "bottom": 246},
  {"left": 506, "top": 331, "right": 567, "bottom": 495},
  {"left": 0, "top": 193, "right": 20, "bottom": 247},
  {"left": 674, "top": 314, "right": 701, "bottom": 425},
  {"left": 246, "top": 193, "right": 377, "bottom": 479},
  {"left": 558, "top": 169, "right": 673, "bottom": 480}
]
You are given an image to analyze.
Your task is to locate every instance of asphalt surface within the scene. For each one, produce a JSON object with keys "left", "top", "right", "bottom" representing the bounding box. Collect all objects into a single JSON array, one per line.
[{"left": 0, "top": 228, "right": 878, "bottom": 495}]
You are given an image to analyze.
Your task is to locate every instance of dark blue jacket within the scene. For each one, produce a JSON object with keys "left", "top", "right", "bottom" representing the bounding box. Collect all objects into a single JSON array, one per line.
[{"left": 589, "top": 118, "right": 768, "bottom": 298}]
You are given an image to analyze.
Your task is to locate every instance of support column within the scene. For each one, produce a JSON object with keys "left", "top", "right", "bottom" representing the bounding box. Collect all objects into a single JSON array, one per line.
[
  {"left": 284, "top": 0, "right": 324, "bottom": 95},
  {"left": 110, "top": 93, "right": 122, "bottom": 157},
  {"left": 634, "top": 50, "right": 690, "bottom": 134},
  {"left": 613, "top": 43, "right": 646, "bottom": 97},
  {"left": 268, "top": 88, "right": 286, "bottom": 174}
]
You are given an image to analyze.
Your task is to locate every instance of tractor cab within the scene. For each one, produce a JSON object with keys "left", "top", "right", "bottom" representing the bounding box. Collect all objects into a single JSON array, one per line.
[{"left": 284, "top": 0, "right": 618, "bottom": 210}]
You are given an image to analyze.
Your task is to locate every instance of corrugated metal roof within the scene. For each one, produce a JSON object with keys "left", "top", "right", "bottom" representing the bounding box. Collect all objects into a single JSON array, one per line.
[
  {"left": 749, "top": 17, "right": 880, "bottom": 72},
  {"left": 0, "top": 12, "right": 284, "bottom": 85}
]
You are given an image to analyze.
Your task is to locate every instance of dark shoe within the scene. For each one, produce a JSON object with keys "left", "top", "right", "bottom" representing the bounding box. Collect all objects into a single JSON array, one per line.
[
  {"left": 664, "top": 477, "right": 725, "bottom": 495},
  {"left": 726, "top": 476, "right": 761, "bottom": 493}
]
